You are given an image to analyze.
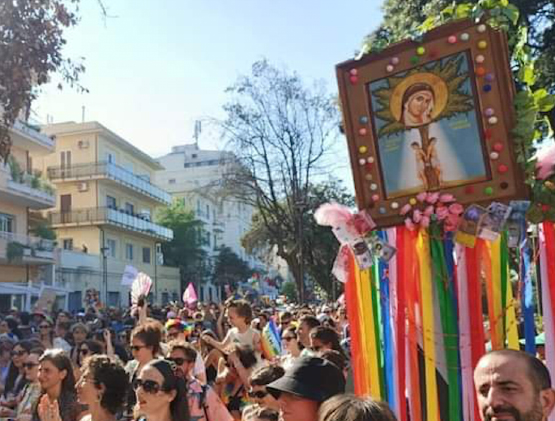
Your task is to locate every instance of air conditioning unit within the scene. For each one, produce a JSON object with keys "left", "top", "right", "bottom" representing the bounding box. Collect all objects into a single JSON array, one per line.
[
  {"left": 78, "top": 182, "right": 89, "bottom": 192},
  {"left": 78, "top": 140, "right": 90, "bottom": 149}
]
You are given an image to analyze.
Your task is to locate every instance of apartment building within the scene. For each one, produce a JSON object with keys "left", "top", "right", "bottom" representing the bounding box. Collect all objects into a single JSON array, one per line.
[
  {"left": 0, "top": 120, "right": 64, "bottom": 311},
  {"left": 37, "top": 121, "right": 180, "bottom": 308},
  {"left": 156, "top": 143, "right": 262, "bottom": 302}
]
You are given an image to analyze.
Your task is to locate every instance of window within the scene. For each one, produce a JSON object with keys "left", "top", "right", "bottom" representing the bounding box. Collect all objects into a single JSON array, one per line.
[
  {"left": 191, "top": 154, "right": 198, "bottom": 159},
  {"left": 60, "top": 150, "right": 71, "bottom": 168},
  {"left": 125, "top": 243, "right": 134, "bottom": 261},
  {"left": 62, "top": 239, "right": 73, "bottom": 250},
  {"left": 196, "top": 200, "right": 201, "bottom": 214},
  {"left": 206, "top": 231, "right": 211, "bottom": 246},
  {"left": 142, "top": 247, "right": 151, "bottom": 264},
  {"left": 106, "top": 196, "right": 117, "bottom": 209},
  {"left": 106, "top": 239, "right": 117, "bottom": 258},
  {"left": 125, "top": 202, "right": 134, "bottom": 215},
  {"left": 106, "top": 151, "right": 115, "bottom": 164},
  {"left": 169, "top": 179, "right": 176, "bottom": 184},
  {"left": 0, "top": 213, "right": 14, "bottom": 233}
]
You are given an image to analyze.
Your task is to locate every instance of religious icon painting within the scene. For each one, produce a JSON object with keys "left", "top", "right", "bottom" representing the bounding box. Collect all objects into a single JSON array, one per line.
[{"left": 337, "top": 19, "right": 529, "bottom": 228}]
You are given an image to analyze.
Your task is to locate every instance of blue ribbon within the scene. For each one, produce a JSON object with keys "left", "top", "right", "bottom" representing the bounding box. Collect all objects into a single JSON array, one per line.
[{"left": 521, "top": 242, "right": 536, "bottom": 355}]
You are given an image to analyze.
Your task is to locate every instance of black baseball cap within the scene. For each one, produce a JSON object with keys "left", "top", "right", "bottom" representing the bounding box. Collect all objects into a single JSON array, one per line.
[{"left": 266, "top": 356, "right": 345, "bottom": 402}]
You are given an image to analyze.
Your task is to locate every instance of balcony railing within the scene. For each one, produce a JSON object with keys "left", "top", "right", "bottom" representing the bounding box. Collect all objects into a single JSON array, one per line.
[
  {"left": 0, "top": 231, "right": 56, "bottom": 252},
  {"left": 47, "top": 161, "right": 171, "bottom": 205},
  {"left": 48, "top": 207, "right": 173, "bottom": 241}
]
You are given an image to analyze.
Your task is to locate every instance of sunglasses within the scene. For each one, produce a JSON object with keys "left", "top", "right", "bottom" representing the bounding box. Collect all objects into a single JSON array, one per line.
[
  {"left": 11, "top": 350, "right": 27, "bottom": 357},
  {"left": 130, "top": 345, "right": 147, "bottom": 352},
  {"left": 80, "top": 349, "right": 90, "bottom": 355},
  {"left": 39, "top": 325, "right": 50, "bottom": 329},
  {"left": 133, "top": 379, "right": 163, "bottom": 394},
  {"left": 282, "top": 336, "right": 296, "bottom": 342},
  {"left": 248, "top": 390, "right": 268, "bottom": 399},
  {"left": 23, "top": 362, "right": 38, "bottom": 369},
  {"left": 168, "top": 357, "right": 192, "bottom": 366}
]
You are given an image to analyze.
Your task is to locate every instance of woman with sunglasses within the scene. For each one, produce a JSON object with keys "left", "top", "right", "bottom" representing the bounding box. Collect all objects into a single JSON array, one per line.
[
  {"left": 134, "top": 359, "right": 189, "bottom": 421},
  {"left": 0, "top": 347, "right": 44, "bottom": 420},
  {"left": 69, "top": 323, "right": 89, "bottom": 365},
  {"left": 34, "top": 349, "right": 84, "bottom": 421},
  {"left": 37, "top": 320, "right": 54, "bottom": 350},
  {"left": 280, "top": 327, "right": 301, "bottom": 370},
  {"left": 123, "top": 321, "right": 163, "bottom": 420},
  {"left": 242, "top": 364, "right": 285, "bottom": 421},
  {"left": 78, "top": 340, "right": 103, "bottom": 366},
  {"left": 76, "top": 355, "right": 129, "bottom": 421},
  {"left": 2, "top": 340, "right": 31, "bottom": 404}
]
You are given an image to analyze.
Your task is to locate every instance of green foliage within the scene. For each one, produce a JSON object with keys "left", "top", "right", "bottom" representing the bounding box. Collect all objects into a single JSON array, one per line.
[
  {"left": 156, "top": 200, "right": 207, "bottom": 289},
  {"left": 6, "top": 241, "right": 25, "bottom": 262},
  {"left": 31, "top": 223, "right": 57, "bottom": 241},
  {"left": 212, "top": 246, "right": 253, "bottom": 287},
  {"left": 7, "top": 156, "right": 23, "bottom": 182},
  {"left": 0, "top": 0, "right": 88, "bottom": 162},
  {"left": 281, "top": 281, "right": 298, "bottom": 303}
]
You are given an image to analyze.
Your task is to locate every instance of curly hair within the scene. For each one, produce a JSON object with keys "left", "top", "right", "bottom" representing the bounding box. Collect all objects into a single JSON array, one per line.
[{"left": 82, "top": 355, "right": 129, "bottom": 415}]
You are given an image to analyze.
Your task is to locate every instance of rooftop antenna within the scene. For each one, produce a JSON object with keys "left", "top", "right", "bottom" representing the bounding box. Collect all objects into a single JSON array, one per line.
[{"left": 193, "top": 120, "right": 202, "bottom": 146}]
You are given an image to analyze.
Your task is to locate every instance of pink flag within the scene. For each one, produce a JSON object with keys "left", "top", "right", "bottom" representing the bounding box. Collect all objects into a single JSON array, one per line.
[{"left": 183, "top": 283, "right": 198, "bottom": 305}]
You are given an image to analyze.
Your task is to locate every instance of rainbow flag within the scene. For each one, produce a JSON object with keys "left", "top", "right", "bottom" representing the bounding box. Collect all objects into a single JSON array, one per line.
[{"left": 261, "top": 320, "right": 282, "bottom": 359}]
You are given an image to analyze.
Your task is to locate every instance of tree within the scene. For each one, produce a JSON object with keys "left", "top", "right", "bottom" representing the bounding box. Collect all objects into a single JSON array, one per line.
[
  {"left": 0, "top": 0, "right": 95, "bottom": 162},
  {"left": 156, "top": 201, "right": 207, "bottom": 291},
  {"left": 242, "top": 180, "right": 354, "bottom": 299},
  {"left": 219, "top": 59, "right": 340, "bottom": 301},
  {"left": 212, "top": 246, "right": 253, "bottom": 287},
  {"left": 361, "top": 0, "right": 555, "bottom": 129}
]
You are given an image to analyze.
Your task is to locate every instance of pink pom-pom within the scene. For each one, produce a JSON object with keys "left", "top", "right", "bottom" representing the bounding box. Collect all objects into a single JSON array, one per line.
[
  {"left": 400, "top": 204, "right": 412, "bottom": 216},
  {"left": 416, "top": 192, "right": 427, "bottom": 203},
  {"left": 413, "top": 209, "right": 422, "bottom": 223},
  {"left": 426, "top": 192, "right": 440, "bottom": 204},
  {"left": 314, "top": 203, "right": 353, "bottom": 227},
  {"left": 436, "top": 207, "right": 449, "bottom": 220},
  {"left": 449, "top": 203, "right": 464, "bottom": 215},
  {"left": 536, "top": 144, "right": 555, "bottom": 180},
  {"left": 405, "top": 218, "right": 416, "bottom": 231},
  {"left": 440, "top": 194, "right": 455, "bottom": 203},
  {"left": 421, "top": 216, "right": 430, "bottom": 228},
  {"left": 424, "top": 205, "right": 434, "bottom": 216}
]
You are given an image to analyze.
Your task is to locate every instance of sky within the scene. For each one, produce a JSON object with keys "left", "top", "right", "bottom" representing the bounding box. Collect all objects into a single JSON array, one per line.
[{"left": 33, "top": 0, "right": 384, "bottom": 189}]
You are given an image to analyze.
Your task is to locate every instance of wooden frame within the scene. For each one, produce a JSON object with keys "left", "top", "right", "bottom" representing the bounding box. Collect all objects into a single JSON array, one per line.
[{"left": 336, "top": 19, "right": 528, "bottom": 228}]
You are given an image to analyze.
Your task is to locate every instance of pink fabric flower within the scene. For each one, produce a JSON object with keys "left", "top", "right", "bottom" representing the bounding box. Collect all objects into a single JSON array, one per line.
[
  {"left": 436, "top": 206, "right": 449, "bottom": 220},
  {"left": 424, "top": 205, "right": 434, "bottom": 217},
  {"left": 400, "top": 204, "right": 412, "bottom": 216},
  {"left": 448, "top": 203, "right": 464, "bottom": 215},
  {"left": 440, "top": 193, "right": 455, "bottom": 203},
  {"left": 416, "top": 192, "right": 427, "bottom": 203},
  {"left": 404, "top": 218, "right": 416, "bottom": 231},
  {"left": 421, "top": 216, "right": 430, "bottom": 228},
  {"left": 444, "top": 213, "right": 460, "bottom": 231},
  {"left": 426, "top": 192, "right": 440, "bottom": 204},
  {"left": 412, "top": 209, "right": 422, "bottom": 223}
]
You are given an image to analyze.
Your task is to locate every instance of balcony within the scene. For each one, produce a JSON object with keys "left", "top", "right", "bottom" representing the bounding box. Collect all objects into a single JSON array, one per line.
[
  {"left": 0, "top": 162, "right": 56, "bottom": 209},
  {"left": 47, "top": 161, "right": 171, "bottom": 205},
  {"left": 10, "top": 120, "right": 54, "bottom": 155},
  {"left": 48, "top": 207, "right": 173, "bottom": 241},
  {"left": 0, "top": 231, "right": 56, "bottom": 265}
]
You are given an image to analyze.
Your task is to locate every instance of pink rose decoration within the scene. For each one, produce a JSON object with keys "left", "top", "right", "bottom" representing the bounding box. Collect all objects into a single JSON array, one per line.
[
  {"left": 436, "top": 207, "right": 449, "bottom": 220},
  {"left": 416, "top": 192, "right": 427, "bottom": 203},
  {"left": 400, "top": 204, "right": 412, "bottom": 216},
  {"left": 445, "top": 213, "right": 460, "bottom": 231},
  {"left": 424, "top": 205, "right": 434, "bottom": 216},
  {"left": 440, "top": 193, "right": 455, "bottom": 203},
  {"left": 426, "top": 192, "right": 440, "bottom": 204},
  {"left": 405, "top": 218, "right": 416, "bottom": 231},
  {"left": 421, "top": 216, "right": 430, "bottom": 228},
  {"left": 448, "top": 203, "right": 464, "bottom": 215},
  {"left": 413, "top": 209, "right": 422, "bottom": 223}
]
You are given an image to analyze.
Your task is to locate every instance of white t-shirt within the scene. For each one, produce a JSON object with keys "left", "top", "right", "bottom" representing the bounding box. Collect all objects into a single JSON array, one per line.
[{"left": 225, "top": 327, "right": 260, "bottom": 349}]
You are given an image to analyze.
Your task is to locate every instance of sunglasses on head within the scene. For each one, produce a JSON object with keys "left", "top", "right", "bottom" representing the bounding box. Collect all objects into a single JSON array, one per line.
[
  {"left": 133, "top": 379, "right": 163, "bottom": 394},
  {"left": 11, "top": 350, "right": 26, "bottom": 357},
  {"left": 23, "top": 362, "right": 38, "bottom": 369},
  {"left": 248, "top": 390, "right": 268, "bottom": 399}
]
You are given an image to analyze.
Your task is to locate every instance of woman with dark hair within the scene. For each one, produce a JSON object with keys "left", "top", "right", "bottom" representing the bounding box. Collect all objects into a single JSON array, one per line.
[
  {"left": 0, "top": 316, "right": 22, "bottom": 341},
  {"left": 37, "top": 319, "right": 54, "bottom": 350},
  {"left": 78, "top": 340, "right": 104, "bottom": 365},
  {"left": 199, "top": 329, "right": 223, "bottom": 384},
  {"left": 77, "top": 355, "right": 129, "bottom": 421},
  {"left": 309, "top": 326, "right": 348, "bottom": 360},
  {"left": 400, "top": 82, "right": 435, "bottom": 128},
  {"left": 134, "top": 359, "right": 189, "bottom": 421},
  {"left": 318, "top": 394, "right": 397, "bottom": 421},
  {"left": 33, "top": 349, "right": 83, "bottom": 421},
  {"left": 3, "top": 340, "right": 32, "bottom": 400},
  {"left": 280, "top": 326, "right": 301, "bottom": 370}
]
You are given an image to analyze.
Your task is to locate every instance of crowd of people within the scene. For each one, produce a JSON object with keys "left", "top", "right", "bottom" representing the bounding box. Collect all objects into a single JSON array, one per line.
[{"left": 0, "top": 297, "right": 552, "bottom": 421}]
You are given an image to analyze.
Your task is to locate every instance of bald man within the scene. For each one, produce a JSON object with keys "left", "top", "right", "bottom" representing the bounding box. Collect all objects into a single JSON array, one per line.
[{"left": 474, "top": 349, "right": 555, "bottom": 421}]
